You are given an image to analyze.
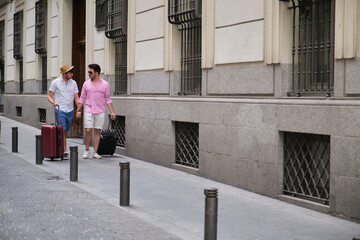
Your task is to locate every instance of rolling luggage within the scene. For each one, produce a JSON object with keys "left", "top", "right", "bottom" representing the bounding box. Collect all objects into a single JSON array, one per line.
[
  {"left": 41, "top": 105, "right": 64, "bottom": 160},
  {"left": 97, "top": 121, "right": 118, "bottom": 156}
]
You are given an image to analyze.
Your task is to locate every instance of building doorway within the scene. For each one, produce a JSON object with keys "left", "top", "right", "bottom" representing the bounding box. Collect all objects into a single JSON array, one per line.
[{"left": 71, "top": 0, "right": 85, "bottom": 137}]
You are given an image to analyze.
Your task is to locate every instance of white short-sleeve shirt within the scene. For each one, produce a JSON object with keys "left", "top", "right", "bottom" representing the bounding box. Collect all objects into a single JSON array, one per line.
[{"left": 49, "top": 76, "right": 79, "bottom": 113}]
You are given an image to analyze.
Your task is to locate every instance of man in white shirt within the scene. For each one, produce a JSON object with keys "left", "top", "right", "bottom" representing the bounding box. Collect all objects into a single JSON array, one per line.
[{"left": 47, "top": 64, "right": 80, "bottom": 160}]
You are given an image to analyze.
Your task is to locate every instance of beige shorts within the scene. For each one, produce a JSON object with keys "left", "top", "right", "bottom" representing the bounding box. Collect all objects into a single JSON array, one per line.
[{"left": 84, "top": 112, "right": 105, "bottom": 129}]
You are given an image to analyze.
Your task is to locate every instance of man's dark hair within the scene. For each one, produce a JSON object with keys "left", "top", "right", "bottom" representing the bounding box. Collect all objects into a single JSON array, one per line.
[{"left": 88, "top": 64, "right": 101, "bottom": 74}]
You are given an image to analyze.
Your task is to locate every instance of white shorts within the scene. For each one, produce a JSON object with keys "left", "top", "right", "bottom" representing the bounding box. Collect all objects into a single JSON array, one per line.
[{"left": 84, "top": 112, "right": 105, "bottom": 129}]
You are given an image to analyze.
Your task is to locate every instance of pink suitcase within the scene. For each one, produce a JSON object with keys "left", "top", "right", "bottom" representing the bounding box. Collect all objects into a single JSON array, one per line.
[{"left": 41, "top": 106, "right": 64, "bottom": 160}]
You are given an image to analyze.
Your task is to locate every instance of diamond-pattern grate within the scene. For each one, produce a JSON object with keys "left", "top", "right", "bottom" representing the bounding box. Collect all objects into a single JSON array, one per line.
[
  {"left": 110, "top": 115, "right": 125, "bottom": 148},
  {"left": 38, "top": 108, "right": 46, "bottom": 123},
  {"left": 175, "top": 121, "right": 199, "bottom": 168},
  {"left": 284, "top": 132, "right": 330, "bottom": 204}
]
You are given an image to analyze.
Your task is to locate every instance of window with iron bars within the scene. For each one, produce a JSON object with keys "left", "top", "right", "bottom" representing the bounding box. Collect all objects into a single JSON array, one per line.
[
  {"left": 105, "top": 0, "right": 127, "bottom": 94},
  {"left": 14, "top": 11, "right": 23, "bottom": 94},
  {"left": 286, "top": 0, "right": 335, "bottom": 97},
  {"left": 35, "top": 0, "right": 48, "bottom": 94},
  {"left": 35, "top": 0, "right": 47, "bottom": 54},
  {"left": 14, "top": 11, "right": 23, "bottom": 60},
  {"left": 283, "top": 132, "right": 330, "bottom": 205},
  {"left": 0, "top": 20, "right": 4, "bottom": 94},
  {"left": 110, "top": 115, "right": 125, "bottom": 148},
  {"left": 38, "top": 108, "right": 46, "bottom": 123},
  {"left": 175, "top": 121, "right": 199, "bottom": 168},
  {"left": 96, "top": 0, "right": 107, "bottom": 30},
  {"left": 16, "top": 106, "right": 22, "bottom": 117},
  {"left": 168, "top": 0, "right": 202, "bottom": 95}
]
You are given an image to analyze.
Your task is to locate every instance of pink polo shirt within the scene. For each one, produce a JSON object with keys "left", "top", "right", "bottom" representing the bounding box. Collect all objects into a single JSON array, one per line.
[{"left": 78, "top": 78, "right": 112, "bottom": 114}]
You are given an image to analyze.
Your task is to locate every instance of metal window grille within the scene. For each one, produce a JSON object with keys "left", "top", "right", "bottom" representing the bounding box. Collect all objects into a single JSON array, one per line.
[
  {"left": 19, "top": 60, "right": 23, "bottom": 94},
  {"left": 0, "top": 20, "right": 4, "bottom": 94},
  {"left": 283, "top": 132, "right": 330, "bottom": 205},
  {"left": 13, "top": 10, "right": 23, "bottom": 59},
  {"left": 105, "top": 0, "right": 127, "bottom": 39},
  {"left": 0, "top": 20, "right": 4, "bottom": 61},
  {"left": 96, "top": 0, "right": 107, "bottom": 30},
  {"left": 168, "top": 0, "right": 202, "bottom": 95},
  {"left": 0, "top": 60, "right": 4, "bottom": 94},
  {"left": 180, "top": 21, "right": 201, "bottom": 95},
  {"left": 175, "top": 121, "right": 199, "bottom": 168},
  {"left": 168, "top": 0, "right": 202, "bottom": 24},
  {"left": 105, "top": 0, "right": 128, "bottom": 94},
  {"left": 16, "top": 106, "right": 22, "bottom": 117},
  {"left": 38, "top": 108, "right": 46, "bottom": 123},
  {"left": 288, "top": 0, "right": 334, "bottom": 97},
  {"left": 41, "top": 56, "right": 47, "bottom": 94},
  {"left": 114, "top": 37, "right": 127, "bottom": 94},
  {"left": 35, "top": 0, "right": 47, "bottom": 54},
  {"left": 110, "top": 115, "right": 125, "bottom": 147}
]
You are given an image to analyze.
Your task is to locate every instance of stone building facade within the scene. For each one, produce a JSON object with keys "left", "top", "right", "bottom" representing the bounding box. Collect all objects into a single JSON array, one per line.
[{"left": 0, "top": 0, "right": 359, "bottom": 221}]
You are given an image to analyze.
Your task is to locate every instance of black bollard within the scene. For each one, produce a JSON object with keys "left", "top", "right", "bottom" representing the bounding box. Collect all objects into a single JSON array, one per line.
[
  {"left": 119, "top": 161, "right": 130, "bottom": 206},
  {"left": 12, "top": 127, "right": 18, "bottom": 152},
  {"left": 70, "top": 146, "right": 78, "bottom": 182},
  {"left": 204, "top": 188, "right": 218, "bottom": 240},
  {"left": 35, "top": 135, "right": 43, "bottom": 165}
]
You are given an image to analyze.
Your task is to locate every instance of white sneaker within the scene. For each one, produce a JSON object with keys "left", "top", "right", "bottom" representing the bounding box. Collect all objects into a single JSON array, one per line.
[
  {"left": 93, "top": 152, "right": 102, "bottom": 159},
  {"left": 83, "top": 149, "right": 90, "bottom": 159}
]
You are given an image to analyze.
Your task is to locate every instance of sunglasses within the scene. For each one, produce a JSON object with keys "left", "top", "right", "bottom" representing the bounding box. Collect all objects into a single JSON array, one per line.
[{"left": 88, "top": 71, "right": 94, "bottom": 75}]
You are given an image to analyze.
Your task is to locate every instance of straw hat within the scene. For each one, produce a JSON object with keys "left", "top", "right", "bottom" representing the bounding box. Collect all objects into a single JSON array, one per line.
[{"left": 60, "top": 64, "right": 74, "bottom": 74}]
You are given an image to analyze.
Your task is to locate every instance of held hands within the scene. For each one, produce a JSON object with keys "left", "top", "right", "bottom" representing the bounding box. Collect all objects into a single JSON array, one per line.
[{"left": 76, "top": 111, "right": 82, "bottom": 119}]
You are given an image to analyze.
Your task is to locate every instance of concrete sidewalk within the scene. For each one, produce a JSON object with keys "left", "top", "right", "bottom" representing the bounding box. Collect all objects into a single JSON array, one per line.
[{"left": 0, "top": 116, "right": 359, "bottom": 240}]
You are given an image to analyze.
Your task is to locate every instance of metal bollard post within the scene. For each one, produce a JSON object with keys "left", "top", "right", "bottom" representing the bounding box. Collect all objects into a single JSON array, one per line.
[
  {"left": 70, "top": 146, "right": 78, "bottom": 182},
  {"left": 12, "top": 127, "right": 18, "bottom": 152},
  {"left": 204, "top": 188, "right": 218, "bottom": 240},
  {"left": 35, "top": 135, "right": 43, "bottom": 165},
  {"left": 119, "top": 161, "right": 130, "bottom": 206}
]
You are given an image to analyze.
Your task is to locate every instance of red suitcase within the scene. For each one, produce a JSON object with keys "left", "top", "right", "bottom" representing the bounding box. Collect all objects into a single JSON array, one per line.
[{"left": 41, "top": 105, "right": 64, "bottom": 160}]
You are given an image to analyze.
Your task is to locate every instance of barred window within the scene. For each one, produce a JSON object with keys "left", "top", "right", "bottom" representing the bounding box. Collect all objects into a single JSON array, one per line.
[
  {"left": 168, "top": 0, "right": 202, "bottom": 95},
  {"left": 287, "top": 0, "right": 335, "bottom": 97},
  {"left": 96, "top": 0, "right": 107, "bottom": 30},
  {"left": 175, "top": 121, "right": 199, "bottom": 168},
  {"left": 284, "top": 132, "right": 330, "bottom": 205},
  {"left": 105, "top": 0, "right": 128, "bottom": 94},
  {"left": 110, "top": 115, "right": 125, "bottom": 148},
  {"left": 16, "top": 106, "right": 22, "bottom": 117},
  {"left": 0, "top": 20, "right": 4, "bottom": 94},
  {"left": 19, "top": 60, "right": 23, "bottom": 94},
  {"left": 13, "top": 11, "right": 23, "bottom": 59},
  {"left": 41, "top": 56, "right": 47, "bottom": 93},
  {"left": 38, "top": 108, "right": 46, "bottom": 123},
  {"left": 35, "top": 0, "right": 47, "bottom": 54}
]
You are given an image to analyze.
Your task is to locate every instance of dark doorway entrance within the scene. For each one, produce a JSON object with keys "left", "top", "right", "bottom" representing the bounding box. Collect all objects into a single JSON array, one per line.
[{"left": 71, "top": 0, "right": 85, "bottom": 137}]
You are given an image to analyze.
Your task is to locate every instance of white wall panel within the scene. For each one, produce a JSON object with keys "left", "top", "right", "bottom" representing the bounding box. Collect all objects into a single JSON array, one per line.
[
  {"left": 215, "top": 21, "right": 264, "bottom": 64},
  {"left": 135, "top": 39, "right": 163, "bottom": 70},
  {"left": 136, "top": 7, "right": 164, "bottom": 41},
  {"left": 136, "top": 0, "right": 163, "bottom": 13},
  {"left": 215, "top": 0, "right": 264, "bottom": 27}
]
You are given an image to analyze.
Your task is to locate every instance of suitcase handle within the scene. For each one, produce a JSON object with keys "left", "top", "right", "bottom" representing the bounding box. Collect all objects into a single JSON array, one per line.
[{"left": 54, "top": 105, "right": 60, "bottom": 126}]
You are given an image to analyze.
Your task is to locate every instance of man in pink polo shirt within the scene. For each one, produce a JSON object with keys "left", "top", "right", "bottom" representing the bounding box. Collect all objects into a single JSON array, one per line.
[{"left": 75, "top": 64, "right": 116, "bottom": 159}]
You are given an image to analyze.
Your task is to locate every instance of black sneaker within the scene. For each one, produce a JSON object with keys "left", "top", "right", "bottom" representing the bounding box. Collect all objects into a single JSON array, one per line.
[{"left": 63, "top": 152, "right": 69, "bottom": 160}]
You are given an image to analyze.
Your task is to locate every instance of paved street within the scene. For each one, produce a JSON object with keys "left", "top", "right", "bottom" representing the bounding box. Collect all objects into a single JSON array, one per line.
[{"left": 0, "top": 148, "right": 179, "bottom": 240}]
